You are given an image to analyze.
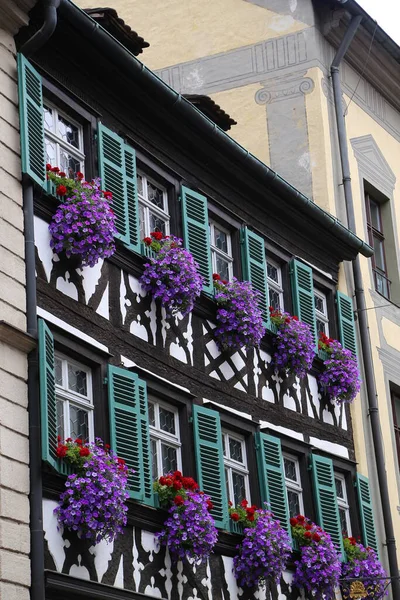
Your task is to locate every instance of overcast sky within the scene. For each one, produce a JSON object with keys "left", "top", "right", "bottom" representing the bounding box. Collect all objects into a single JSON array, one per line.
[{"left": 357, "top": 0, "right": 400, "bottom": 45}]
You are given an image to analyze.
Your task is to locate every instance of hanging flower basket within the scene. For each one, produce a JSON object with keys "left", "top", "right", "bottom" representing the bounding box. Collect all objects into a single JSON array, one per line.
[
  {"left": 212, "top": 274, "right": 265, "bottom": 352},
  {"left": 318, "top": 333, "right": 361, "bottom": 404},
  {"left": 341, "top": 537, "right": 388, "bottom": 599},
  {"left": 270, "top": 308, "right": 315, "bottom": 378},
  {"left": 233, "top": 503, "right": 291, "bottom": 589},
  {"left": 140, "top": 234, "right": 203, "bottom": 317},
  {"left": 291, "top": 515, "right": 341, "bottom": 599},
  {"left": 47, "top": 165, "right": 117, "bottom": 268},
  {"left": 54, "top": 438, "right": 130, "bottom": 545},
  {"left": 154, "top": 471, "right": 217, "bottom": 563}
]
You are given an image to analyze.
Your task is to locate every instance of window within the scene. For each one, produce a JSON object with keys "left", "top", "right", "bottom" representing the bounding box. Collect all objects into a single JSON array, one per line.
[
  {"left": 391, "top": 390, "right": 400, "bottom": 471},
  {"left": 335, "top": 473, "right": 352, "bottom": 536},
  {"left": 43, "top": 103, "right": 85, "bottom": 177},
  {"left": 283, "top": 454, "right": 304, "bottom": 518},
  {"left": 55, "top": 354, "right": 94, "bottom": 442},
  {"left": 314, "top": 289, "right": 329, "bottom": 336},
  {"left": 267, "top": 259, "right": 284, "bottom": 311},
  {"left": 223, "top": 430, "right": 250, "bottom": 505},
  {"left": 138, "top": 172, "right": 169, "bottom": 240},
  {"left": 149, "top": 399, "right": 181, "bottom": 481},
  {"left": 209, "top": 221, "right": 233, "bottom": 281},
  {"left": 365, "top": 193, "right": 390, "bottom": 299}
]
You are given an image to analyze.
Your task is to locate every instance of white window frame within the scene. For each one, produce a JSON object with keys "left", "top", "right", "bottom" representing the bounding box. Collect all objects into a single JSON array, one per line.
[
  {"left": 209, "top": 220, "right": 234, "bottom": 281},
  {"left": 335, "top": 473, "right": 352, "bottom": 536},
  {"left": 55, "top": 353, "right": 94, "bottom": 442},
  {"left": 266, "top": 258, "right": 284, "bottom": 311},
  {"left": 222, "top": 430, "right": 250, "bottom": 505},
  {"left": 283, "top": 453, "right": 304, "bottom": 517},
  {"left": 149, "top": 398, "right": 182, "bottom": 479},
  {"left": 314, "top": 289, "right": 329, "bottom": 336},
  {"left": 43, "top": 102, "right": 85, "bottom": 174},
  {"left": 137, "top": 171, "right": 170, "bottom": 239}
]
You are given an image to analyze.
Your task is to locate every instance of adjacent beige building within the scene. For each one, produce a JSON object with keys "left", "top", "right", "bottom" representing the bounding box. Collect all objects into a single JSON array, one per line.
[
  {"left": 0, "top": 0, "right": 35, "bottom": 597},
  {"left": 75, "top": 0, "right": 400, "bottom": 577}
]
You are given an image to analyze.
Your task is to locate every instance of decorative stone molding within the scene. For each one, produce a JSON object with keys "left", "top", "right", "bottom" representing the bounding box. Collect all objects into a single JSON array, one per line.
[
  {"left": 350, "top": 135, "right": 396, "bottom": 198},
  {"left": 0, "top": 0, "right": 36, "bottom": 34},
  {"left": 0, "top": 322, "right": 36, "bottom": 353},
  {"left": 255, "top": 71, "right": 314, "bottom": 105}
]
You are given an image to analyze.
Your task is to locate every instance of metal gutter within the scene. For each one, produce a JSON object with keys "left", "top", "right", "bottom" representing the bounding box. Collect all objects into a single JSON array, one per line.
[
  {"left": 330, "top": 16, "right": 400, "bottom": 596},
  {"left": 55, "top": 0, "right": 372, "bottom": 260}
]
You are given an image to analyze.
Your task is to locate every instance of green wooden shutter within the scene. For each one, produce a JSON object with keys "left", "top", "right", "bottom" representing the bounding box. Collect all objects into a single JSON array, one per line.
[
  {"left": 107, "top": 366, "right": 153, "bottom": 505},
  {"left": 290, "top": 258, "right": 317, "bottom": 349},
  {"left": 17, "top": 54, "right": 46, "bottom": 186},
  {"left": 311, "top": 454, "right": 344, "bottom": 557},
  {"left": 192, "top": 404, "right": 229, "bottom": 529},
  {"left": 241, "top": 227, "right": 269, "bottom": 327},
  {"left": 98, "top": 123, "right": 140, "bottom": 252},
  {"left": 255, "top": 432, "right": 291, "bottom": 539},
  {"left": 337, "top": 291, "right": 357, "bottom": 357},
  {"left": 356, "top": 474, "right": 379, "bottom": 554},
  {"left": 181, "top": 186, "right": 213, "bottom": 294},
  {"left": 38, "top": 319, "right": 58, "bottom": 470},
  {"left": 124, "top": 144, "right": 140, "bottom": 253}
]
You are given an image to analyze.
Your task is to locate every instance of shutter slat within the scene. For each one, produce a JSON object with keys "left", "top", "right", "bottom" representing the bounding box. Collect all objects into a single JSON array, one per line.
[
  {"left": 38, "top": 319, "right": 58, "bottom": 470},
  {"left": 181, "top": 186, "right": 213, "bottom": 294},
  {"left": 290, "top": 259, "right": 317, "bottom": 350},
  {"left": 356, "top": 474, "right": 379, "bottom": 555},
  {"left": 311, "top": 454, "right": 344, "bottom": 557},
  {"left": 241, "top": 227, "right": 269, "bottom": 328},
  {"left": 255, "top": 432, "right": 291, "bottom": 541},
  {"left": 337, "top": 291, "right": 357, "bottom": 358},
  {"left": 108, "top": 366, "right": 153, "bottom": 505},
  {"left": 17, "top": 54, "right": 46, "bottom": 186},
  {"left": 193, "top": 405, "right": 229, "bottom": 529}
]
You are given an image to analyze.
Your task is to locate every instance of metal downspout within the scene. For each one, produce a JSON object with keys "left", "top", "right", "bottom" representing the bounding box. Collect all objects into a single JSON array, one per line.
[
  {"left": 20, "top": 3, "right": 60, "bottom": 599},
  {"left": 330, "top": 15, "right": 400, "bottom": 595}
]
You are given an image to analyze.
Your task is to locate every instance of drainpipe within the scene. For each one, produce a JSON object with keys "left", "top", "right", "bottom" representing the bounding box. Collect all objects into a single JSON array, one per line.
[
  {"left": 331, "top": 15, "right": 400, "bottom": 595},
  {"left": 20, "top": 3, "right": 60, "bottom": 599}
]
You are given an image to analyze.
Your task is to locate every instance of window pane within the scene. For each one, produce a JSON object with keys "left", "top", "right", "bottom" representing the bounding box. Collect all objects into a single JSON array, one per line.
[
  {"left": 287, "top": 490, "right": 301, "bottom": 518},
  {"left": 225, "top": 469, "right": 230, "bottom": 503},
  {"left": 137, "top": 174, "right": 144, "bottom": 197},
  {"left": 67, "top": 364, "right": 88, "bottom": 396},
  {"left": 139, "top": 204, "right": 146, "bottom": 240},
  {"left": 56, "top": 399, "right": 64, "bottom": 440},
  {"left": 269, "top": 288, "right": 281, "bottom": 311},
  {"left": 394, "top": 396, "right": 400, "bottom": 427},
  {"left": 232, "top": 471, "right": 246, "bottom": 505},
  {"left": 222, "top": 435, "right": 226, "bottom": 457},
  {"left": 373, "top": 237, "right": 386, "bottom": 272},
  {"left": 149, "top": 212, "right": 166, "bottom": 235},
  {"left": 267, "top": 262, "right": 279, "bottom": 283},
  {"left": 339, "top": 507, "right": 349, "bottom": 536},
  {"left": 58, "top": 114, "right": 80, "bottom": 149},
  {"left": 69, "top": 405, "right": 89, "bottom": 442},
  {"left": 375, "top": 272, "right": 389, "bottom": 299},
  {"left": 369, "top": 200, "right": 382, "bottom": 232},
  {"left": 335, "top": 477, "right": 344, "bottom": 499},
  {"left": 55, "top": 357, "right": 63, "bottom": 386},
  {"left": 214, "top": 227, "right": 228, "bottom": 253},
  {"left": 314, "top": 295, "right": 324, "bottom": 314},
  {"left": 148, "top": 402, "right": 155, "bottom": 427},
  {"left": 151, "top": 439, "right": 158, "bottom": 481},
  {"left": 147, "top": 182, "right": 164, "bottom": 209},
  {"left": 43, "top": 106, "right": 54, "bottom": 131},
  {"left": 316, "top": 318, "right": 327, "bottom": 336},
  {"left": 215, "top": 255, "right": 230, "bottom": 281},
  {"left": 59, "top": 148, "right": 81, "bottom": 178},
  {"left": 229, "top": 438, "right": 243, "bottom": 463},
  {"left": 45, "top": 139, "right": 56, "bottom": 166},
  {"left": 159, "top": 407, "right": 176, "bottom": 435},
  {"left": 284, "top": 458, "right": 297, "bottom": 482},
  {"left": 161, "top": 444, "right": 177, "bottom": 474}
]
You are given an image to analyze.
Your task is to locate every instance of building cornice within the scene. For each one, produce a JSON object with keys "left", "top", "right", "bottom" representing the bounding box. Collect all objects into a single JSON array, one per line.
[
  {"left": 0, "top": 0, "right": 37, "bottom": 35},
  {"left": 0, "top": 321, "right": 36, "bottom": 353}
]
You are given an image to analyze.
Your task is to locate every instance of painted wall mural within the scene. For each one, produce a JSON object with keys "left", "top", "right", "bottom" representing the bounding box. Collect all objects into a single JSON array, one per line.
[
  {"left": 35, "top": 215, "right": 347, "bottom": 432},
  {"left": 43, "top": 500, "right": 303, "bottom": 600}
]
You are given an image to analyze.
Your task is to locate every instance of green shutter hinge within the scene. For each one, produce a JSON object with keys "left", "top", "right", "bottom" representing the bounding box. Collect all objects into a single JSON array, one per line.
[
  {"left": 103, "top": 377, "right": 108, "bottom": 385},
  {"left": 188, "top": 416, "right": 193, "bottom": 423}
]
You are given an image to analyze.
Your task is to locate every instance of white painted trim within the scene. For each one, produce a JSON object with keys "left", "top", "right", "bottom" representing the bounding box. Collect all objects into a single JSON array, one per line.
[
  {"left": 203, "top": 399, "right": 253, "bottom": 420},
  {"left": 37, "top": 307, "right": 109, "bottom": 353},
  {"left": 120, "top": 357, "right": 191, "bottom": 394},
  {"left": 309, "top": 436, "right": 349, "bottom": 459},
  {"left": 259, "top": 420, "right": 304, "bottom": 441}
]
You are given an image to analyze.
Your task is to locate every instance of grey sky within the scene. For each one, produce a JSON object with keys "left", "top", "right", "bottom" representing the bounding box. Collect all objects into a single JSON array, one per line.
[{"left": 357, "top": 0, "right": 400, "bottom": 45}]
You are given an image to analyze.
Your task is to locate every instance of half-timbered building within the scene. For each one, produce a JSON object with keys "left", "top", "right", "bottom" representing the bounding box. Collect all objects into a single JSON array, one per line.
[{"left": 15, "top": 2, "right": 378, "bottom": 598}]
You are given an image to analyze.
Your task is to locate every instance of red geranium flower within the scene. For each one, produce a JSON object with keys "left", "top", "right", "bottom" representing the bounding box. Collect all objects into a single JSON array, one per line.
[
  {"left": 79, "top": 447, "right": 90, "bottom": 457},
  {"left": 313, "top": 533, "right": 321, "bottom": 542},
  {"left": 206, "top": 499, "right": 213, "bottom": 511},
  {"left": 212, "top": 273, "right": 221, "bottom": 281},
  {"left": 56, "top": 444, "right": 67, "bottom": 458},
  {"left": 290, "top": 517, "right": 298, "bottom": 527},
  {"left": 159, "top": 476, "right": 167, "bottom": 486},
  {"left": 150, "top": 231, "right": 163, "bottom": 241},
  {"left": 174, "top": 495, "right": 184, "bottom": 506},
  {"left": 74, "top": 438, "right": 83, "bottom": 446},
  {"left": 304, "top": 531, "right": 312, "bottom": 539},
  {"left": 58, "top": 172, "right": 66, "bottom": 178},
  {"left": 221, "top": 280, "right": 228, "bottom": 284},
  {"left": 52, "top": 167, "right": 60, "bottom": 173},
  {"left": 76, "top": 172, "right": 84, "bottom": 180},
  {"left": 305, "top": 524, "right": 313, "bottom": 531},
  {"left": 56, "top": 185, "right": 67, "bottom": 196},
  {"left": 103, "top": 191, "right": 113, "bottom": 200},
  {"left": 297, "top": 515, "right": 305, "bottom": 522},
  {"left": 143, "top": 237, "right": 152, "bottom": 246},
  {"left": 240, "top": 499, "right": 248, "bottom": 508},
  {"left": 46, "top": 163, "right": 52, "bottom": 171},
  {"left": 230, "top": 512, "right": 240, "bottom": 522},
  {"left": 173, "top": 480, "right": 182, "bottom": 491}
]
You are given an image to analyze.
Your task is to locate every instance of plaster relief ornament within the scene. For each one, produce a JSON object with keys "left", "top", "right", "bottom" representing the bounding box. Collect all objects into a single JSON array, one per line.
[
  {"left": 212, "top": 274, "right": 265, "bottom": 352},
  {"left": 154, "top": 471, "right": 217, "bottom": 563},
  {"left": 54, "top": 438, "right": 130, "bottom": 544},
  {"left": 47, "top": 165, "right": 117, "bottom": 268},
  {"left": 141, "top": 233, "right": 203, "bottom": 317}
]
